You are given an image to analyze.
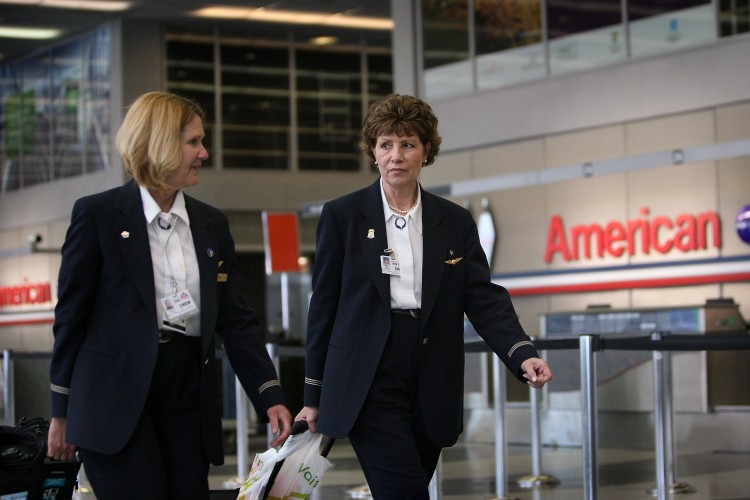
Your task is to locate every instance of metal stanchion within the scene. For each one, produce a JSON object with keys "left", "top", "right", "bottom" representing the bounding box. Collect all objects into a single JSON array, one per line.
[
  {"left": 517, "top": 384, "right": 560, "bottom": 489},
  {"left": 236, "top": 376, "right": 250, "bottom": 480},
  {"left": 222, "top": 375, "right": 251, "bottom": 489},
  {"left": 649, "top": 333, "right": 696, "bottom": 497},
  {"left": 266, "top": 342, "right": 279, "bottom": 444},
  {"left": 579, "top": 335, "right": 599, "bottom": 500},
  {"left": 489, "top": 356, "right": 520, "bottom": 500},
  {"left": 652, "top": 333, "right": 668, "bottom": 500},
  {"left": 1, "top": 350, "right": 13, "bottom": 426},
  {"left": 428, "top": 455, "right": 442, "bottom": 499},
  {"left": 224, "top": 343, "right": 276, "bottom": 488}
]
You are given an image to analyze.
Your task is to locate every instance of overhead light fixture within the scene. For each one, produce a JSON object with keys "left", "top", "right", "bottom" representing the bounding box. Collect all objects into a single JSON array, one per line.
[
  {"left": 0, "top": 26, "right": 62, "bottom": 39},
  {"left": 0, "top": 0, "right": 132, "bottom": 11},
  {"left": 310, "top": 36, "right": 338, "bottom": 46},
  {"left": 192, "top": 6, "right": 393, "bottom": 31}
]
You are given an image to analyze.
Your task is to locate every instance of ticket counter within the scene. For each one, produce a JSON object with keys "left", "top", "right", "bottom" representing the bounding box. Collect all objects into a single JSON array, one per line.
[{"left": 541, "top": 299, "right": 749, "bottom": 412}]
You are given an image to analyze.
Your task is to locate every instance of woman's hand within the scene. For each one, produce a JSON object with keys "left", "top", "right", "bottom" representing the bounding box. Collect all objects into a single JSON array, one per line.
[
  {"left": 294, "top": 406, "right": 320, "bottom": 433},
  {"left": 47, "top": 417, "right": 77, "bottom": 461},
  {"left": 521, "top": 357, "right": 553, "bottom": 389},
  {"left": 266, "top": 404, "right": 293, "bottom": 447}
]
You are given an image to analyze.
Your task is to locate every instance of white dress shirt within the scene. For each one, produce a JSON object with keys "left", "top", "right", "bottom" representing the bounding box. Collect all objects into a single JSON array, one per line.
[
  {"left": 140, "top": 186, "right": 201, "bottom": 337},
  {"left": 380, "top": 179, "right": 423, "bottom": 310}
]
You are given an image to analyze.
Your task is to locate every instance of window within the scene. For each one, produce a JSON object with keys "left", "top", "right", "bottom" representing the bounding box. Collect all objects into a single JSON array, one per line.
[
  {"left": 221, "top": 44, "right": 290, "bottom": 170},
  {"left": 546, "top": 0, "right": 624, "bottom": 74},
  {"left": 0, "top": 26, "right": 110, "bottom": 193},
  {"left": 421, "top": 0, "right": 723, "bottom": 99},
  {"left": 296, "top": 48, "right": 362, "bottom": 171},
  {"left": 422, "top": 0, "right": 471, "bottom": 100},
  {"left": 720, "top": 0, "right": 750, "bottom": 36},
  {"left": 475, "top": 0, "right": 544, "bottom": 89},
  {"left": 166, "top": 29, "right": 392, "bottom": 171},
  {"left": 628, "top": 0, "right": 714, "bottom": 57}
]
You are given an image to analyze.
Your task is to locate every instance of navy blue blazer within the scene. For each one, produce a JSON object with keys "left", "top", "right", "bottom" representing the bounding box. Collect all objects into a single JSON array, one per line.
[
  {"left": 50, "top": 180, "right": 285, "bottom": 464},
  {"left": 303, "top": 179, "right": 539, "bottom": 447}
]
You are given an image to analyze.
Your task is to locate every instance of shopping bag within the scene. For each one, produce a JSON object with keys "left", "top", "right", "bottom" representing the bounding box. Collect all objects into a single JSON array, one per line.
[
  {"left": 236, "top": 446, "right": 280, "bottom": 500},
  {"left": 237, "top": 426, "right": 332, "bottom": 500}
]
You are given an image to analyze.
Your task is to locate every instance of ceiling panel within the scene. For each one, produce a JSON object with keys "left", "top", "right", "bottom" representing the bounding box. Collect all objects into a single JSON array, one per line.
[{"left": 0, "top": 0, "right": 392, "bottom": 62}]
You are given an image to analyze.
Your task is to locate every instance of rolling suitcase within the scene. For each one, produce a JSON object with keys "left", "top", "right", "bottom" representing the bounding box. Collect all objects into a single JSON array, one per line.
[{"left": 0, "top": 417, "right": 80, "bottom": 500}]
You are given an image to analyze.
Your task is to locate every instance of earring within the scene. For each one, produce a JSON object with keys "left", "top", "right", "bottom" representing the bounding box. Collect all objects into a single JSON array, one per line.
[
  {"left": 374, "top": 161, "right": 378, "bottom": 166},
  {"left": 423, "top": 159, "right": 428, "bottom": 165}
]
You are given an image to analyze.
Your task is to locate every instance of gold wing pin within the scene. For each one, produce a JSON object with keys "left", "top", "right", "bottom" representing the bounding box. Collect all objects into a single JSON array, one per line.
[{"left": 445, "top": 257, "right": 463, "bottom": 265}]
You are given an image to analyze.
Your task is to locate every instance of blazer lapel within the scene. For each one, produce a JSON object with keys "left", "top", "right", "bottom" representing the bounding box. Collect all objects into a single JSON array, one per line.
[
  {"left": 114, "top": 181, "right": 156, "bottom": 316},
  {"left": 420, "top": 189, "right": 447, "bottom": 328},
  {"left": 185, "top": 196, "right": 219, "bottom": 355},
  {"left": 358, "top": 180, "right": 391, "bottom": 311}
]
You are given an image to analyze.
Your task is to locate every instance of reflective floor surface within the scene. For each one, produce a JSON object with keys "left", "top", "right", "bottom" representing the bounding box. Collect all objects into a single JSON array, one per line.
[
  {"left": 198, "top": 433, "right": 750, "bottom": 500},
  {"left": 68, "top": 429, "right": 750, "bottom": 499}
]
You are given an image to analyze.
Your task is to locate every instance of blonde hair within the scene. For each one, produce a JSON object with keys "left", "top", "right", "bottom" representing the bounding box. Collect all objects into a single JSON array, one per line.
[
  {"left": 116, "top": 92, "right": 205, "bottom": 191},
  {"left": 361, "top": 94, "right": 442, "bottom": 166}
]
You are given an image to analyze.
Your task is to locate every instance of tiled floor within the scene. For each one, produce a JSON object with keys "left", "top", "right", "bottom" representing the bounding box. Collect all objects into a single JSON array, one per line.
[{"left": 200, "top": 433, "right": 750, "bottom": 500}]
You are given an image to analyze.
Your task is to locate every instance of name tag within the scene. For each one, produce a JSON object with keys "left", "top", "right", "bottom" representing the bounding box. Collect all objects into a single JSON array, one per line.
[
  {"left": 381, "top": 254, "right": 400, "bottom": 276},
  {"left": 161, "top": 288, "right": 198, "bottom": 322}
]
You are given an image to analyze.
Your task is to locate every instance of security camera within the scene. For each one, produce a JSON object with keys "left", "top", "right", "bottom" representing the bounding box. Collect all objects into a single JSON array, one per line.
[{"left": 27, "top": 233, "right": 43, "bottom": 245}]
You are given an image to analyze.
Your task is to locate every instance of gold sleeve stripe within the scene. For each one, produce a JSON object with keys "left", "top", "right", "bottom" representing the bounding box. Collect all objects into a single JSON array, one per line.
[
  {"left": 258, "top": 380, "right": 281, "bottom": 394},
  {"left": 50, "top": 383, "right": 70, "bottom": 395},
  {"left": 508, "top": 340, "right": 535, "bottom": 358},
  {"left": 304, "top": 377, "right": 322, "bottom": 387}
]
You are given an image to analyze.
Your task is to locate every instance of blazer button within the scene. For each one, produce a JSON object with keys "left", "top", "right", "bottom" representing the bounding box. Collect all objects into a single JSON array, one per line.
[{"left": 422, "top": 337, "right": 429, "bottom": 345}]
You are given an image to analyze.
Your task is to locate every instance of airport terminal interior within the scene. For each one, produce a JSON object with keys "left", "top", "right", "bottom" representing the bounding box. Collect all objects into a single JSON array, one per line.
[{"left": 1, "top": 0, "right": 749, "bottom": 498}]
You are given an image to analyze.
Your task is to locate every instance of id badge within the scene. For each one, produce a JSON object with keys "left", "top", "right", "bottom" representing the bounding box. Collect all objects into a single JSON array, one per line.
[
  {"left": 381, "top": 254, "right": 400, "bottom": 276},
  {"left": 161, "top": 288, "right": 198, "bottom": 322}
]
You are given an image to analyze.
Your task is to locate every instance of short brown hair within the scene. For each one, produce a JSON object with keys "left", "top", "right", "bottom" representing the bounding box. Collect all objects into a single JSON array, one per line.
[
  {"left": 361, "top": 94, "right": 442, "bottom": 166},
  {"left": 116, "top": 92, "right": 205, "bottom": 191}
]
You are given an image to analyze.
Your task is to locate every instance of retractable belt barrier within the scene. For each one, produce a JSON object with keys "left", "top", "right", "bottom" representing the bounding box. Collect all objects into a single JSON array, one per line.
[
  {"left": 471, "top": 333, "right": 750, "bottom": 500},
  {"left": 250, "top": 336, "right": 750, "bottom": 500}
]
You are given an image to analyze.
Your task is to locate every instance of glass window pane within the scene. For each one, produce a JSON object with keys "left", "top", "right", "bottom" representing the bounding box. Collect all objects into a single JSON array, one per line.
[
  {"left": 739, "top": 0, "right": 750, "bottom": 34},
  {"left": 0, "top": 65, "right": 22, "bottom": 192},
  {"left": 423, "top": 0, "right": 472, "bottom": 100},
  {"left": 367, "top": 53, "right": 394, "bottom": 173},
  {"left": 367, "top": 53, "right": 393, "bottom": 100},
  {"left": 474, "top": 0, "right": 545, "bottom": 89},
  {"left": 52, "top": 40, "right": 83, "bottom": 180},
  {"left": 21, "top": 55, "right": 52, "bottom": 188},
  {"left": 221, "top": 44, "right": 289, "bottom": 170},
  {"left": 166, "top": 38, "right": 215, "bottom": 168},
  {"left": 1, "top": 28, "right": 110, "bottom": 192},
  {"left": 296, "top": 48, "right": 361, "bottom": 172},
  {"left": 547, "top": 0, "right": 625, "bottom": 74},
  {"left": 628, "top": 0, "right": 715, "bottom": 57},
  {"left": 84, "top": 27, "right": 111, "bottom": 174}
]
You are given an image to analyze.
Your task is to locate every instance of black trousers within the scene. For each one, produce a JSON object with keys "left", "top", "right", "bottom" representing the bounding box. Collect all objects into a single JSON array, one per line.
[
  {"left": 348, "top": 312, "right": 442, "bottom": 500},
  {"left": 80, "top": 336, "right": 210, "bottom": 500}
]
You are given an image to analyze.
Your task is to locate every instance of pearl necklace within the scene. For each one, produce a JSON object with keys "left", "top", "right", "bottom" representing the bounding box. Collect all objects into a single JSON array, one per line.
[{"left": 387, "top": 189, "right": 420, "bottom": 215}]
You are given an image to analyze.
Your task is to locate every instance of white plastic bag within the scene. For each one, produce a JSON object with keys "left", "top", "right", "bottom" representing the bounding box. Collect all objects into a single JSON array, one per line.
[{"left": 237, "top": 430, "right": 332, "bottom": 500}]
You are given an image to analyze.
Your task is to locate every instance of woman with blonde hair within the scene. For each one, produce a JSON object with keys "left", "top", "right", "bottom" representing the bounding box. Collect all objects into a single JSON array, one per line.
[{"left": 47, "top": 91, "right": 292, "bottom": 499}]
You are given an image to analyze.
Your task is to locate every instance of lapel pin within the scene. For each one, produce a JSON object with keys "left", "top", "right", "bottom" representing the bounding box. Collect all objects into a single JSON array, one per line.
[
  {"left": 367, "top": 229, "right": 375, "bottom": 239},
  {"left": 121, "top": 231, "right": 130, "bottom": 239},
  {"left": 449, "top": 249, "right": 454, "bottom": 256},
  {"left": 207, "top": 248, "right": 215, "bottom": 258}
]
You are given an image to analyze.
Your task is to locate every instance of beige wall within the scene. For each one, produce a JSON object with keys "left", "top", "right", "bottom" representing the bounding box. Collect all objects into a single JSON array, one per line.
[{"left": 421, "top": 101, "right": 750, "bottom": 335}]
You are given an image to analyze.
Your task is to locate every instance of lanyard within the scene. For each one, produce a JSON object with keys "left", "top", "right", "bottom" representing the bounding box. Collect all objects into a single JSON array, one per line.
[{"left": 151, "top": 214, "right": 183, "bottom": 294}]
